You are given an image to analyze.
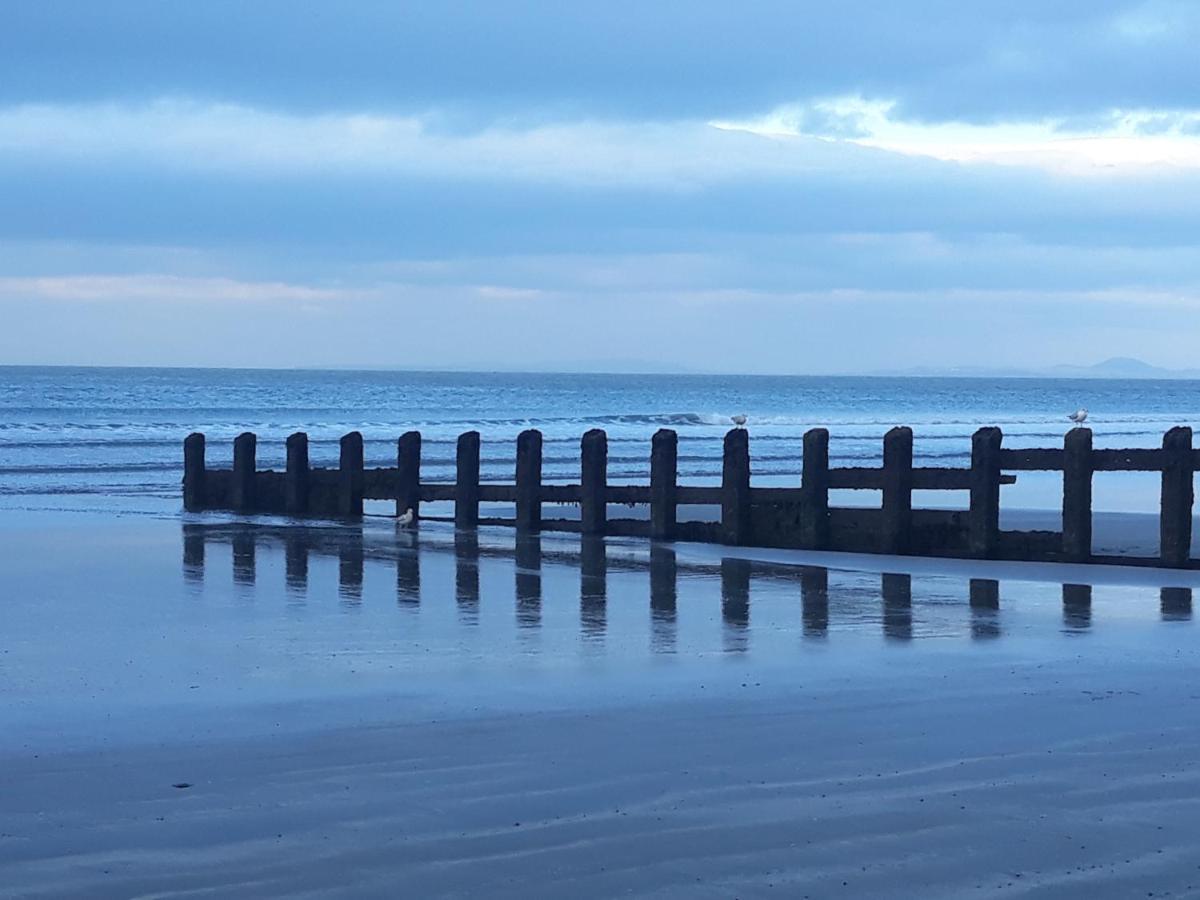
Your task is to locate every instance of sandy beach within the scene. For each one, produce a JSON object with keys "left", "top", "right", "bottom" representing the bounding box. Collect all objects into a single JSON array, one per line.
[{"left": 3, "top": 508, "right": 1200, "bottom": 897}]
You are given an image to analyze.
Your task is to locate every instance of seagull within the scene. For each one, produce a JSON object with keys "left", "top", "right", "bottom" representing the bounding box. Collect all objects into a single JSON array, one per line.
[
  {"left": 397, "top": 507, "right": 416, "bottom": 528},
  {"left": 730, "top": 414, "right": 748, "bottom": 429},
  {"left": 1068, "top": 408, "right": 1088, "bottom": 427}
]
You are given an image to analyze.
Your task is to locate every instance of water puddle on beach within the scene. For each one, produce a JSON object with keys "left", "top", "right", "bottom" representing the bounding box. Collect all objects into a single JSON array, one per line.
[{"left": 178, "top": 516, "right": 1196, "bottom": 664}]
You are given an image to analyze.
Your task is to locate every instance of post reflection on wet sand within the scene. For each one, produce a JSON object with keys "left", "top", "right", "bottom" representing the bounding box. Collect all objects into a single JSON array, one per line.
[
  {"left": 1161, "top": 586, "right": 1192, "bottom": 622},
  {"left": 285, "top": 533, "right": 309, "bottom": 596},
  {"left": 881, "top": 572, "right": 912, "bottom": 641},
  {"left": 580, "top": 536, "right": 606, "bottom": 642},
  {"left": 1063, "top": 583, "right": 1092, "bottom": 631},
  {"left": 183, "top": 529, "right": 205, "bottom": 585},
  {"left": 231, "top": 526, "right": 255, "bottom": 588},
  {"left": 720, "top": 558, "right": 750, "bottom": 653},
  {"left": 649, "top": 545, "right": 677, "bottom": 653},
  {"left": 338, "top": 528, "right": 364, "bottom": 602},
  {"left": 455, "top": 532, "right": 480, "bottom": 624},
  {"left": 182, "top": 521, "right": 1192, "bottom": 654},
  {"left": 969, "top": 579, "right": 1001, "bottom": 640},
  {"left": 800, "top": 566, "right": 829, "bottom": 639},
  {"left": 515, "top": 534, "right": 542, "bottom": 629},
  {"left": 397, "top": 534, "right": 420, "bottom": 607}
]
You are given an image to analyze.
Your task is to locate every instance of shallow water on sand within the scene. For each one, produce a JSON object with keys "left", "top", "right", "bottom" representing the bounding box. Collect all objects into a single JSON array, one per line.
[
  {"left": 5, "top": 510, "right": 1200, "bottom": 897},
  {"left": 4, "top": 510, "right": 1198, "bottom": 750}
]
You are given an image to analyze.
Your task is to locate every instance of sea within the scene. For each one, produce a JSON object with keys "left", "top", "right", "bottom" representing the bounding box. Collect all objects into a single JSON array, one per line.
[{"left": 3, "top": 366, "right": 1200, "bottom": 515}]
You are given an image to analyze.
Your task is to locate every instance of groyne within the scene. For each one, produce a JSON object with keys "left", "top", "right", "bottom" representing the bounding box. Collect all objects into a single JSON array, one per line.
[{"left": 182, "top": 425, "right": 1196, "bottom": 568}]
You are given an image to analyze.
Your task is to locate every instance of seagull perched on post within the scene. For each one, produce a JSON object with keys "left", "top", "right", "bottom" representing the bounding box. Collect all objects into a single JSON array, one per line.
[
  {"left": 1068, "top": 408, "right": 1088, "bottom": 428},
  {"left": 730, "top": 414, "right": 748, "bottom": 429}
]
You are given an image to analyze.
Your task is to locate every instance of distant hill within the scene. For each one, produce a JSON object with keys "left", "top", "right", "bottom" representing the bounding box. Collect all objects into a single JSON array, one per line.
[{"left": 877, "top": 357, "right": 1200, "bottom": 380}]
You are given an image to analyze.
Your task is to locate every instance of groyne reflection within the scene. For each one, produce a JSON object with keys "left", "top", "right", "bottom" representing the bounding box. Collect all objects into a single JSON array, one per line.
[{"left": 181, "top": 522, "right": 1194, "bottom": 653}]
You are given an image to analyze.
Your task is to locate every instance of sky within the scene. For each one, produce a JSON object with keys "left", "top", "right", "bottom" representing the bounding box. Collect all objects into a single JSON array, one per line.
[{"left": 2, "top": 1, "right": 1199, "bottom": 373}]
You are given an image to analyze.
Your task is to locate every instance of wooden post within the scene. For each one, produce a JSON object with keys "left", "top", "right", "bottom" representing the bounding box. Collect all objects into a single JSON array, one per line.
[
  {"left": 1062, "top": 427, "right": 1092, "bottom": 562},
  {"left": 1161, "top": 426, "right": 1193, "bottom": 568},
  {"left": 650, "top": 428, "right": 677, "bottom": 540},
  {"left": 231, "top": 431, "right": 256, "bottom": 512},
  {"left": 455, "top": 431, "right": 481, "bottom": 529},
  {"left": 881, "top": 427, "right": 913, "bottom": 555},
  {"left": 515, "top": 429, "right": 542, "bottom": 533},
  {"left": 801, "top": 428, "right": 830, "bottom": 550},
  {"left": 338, "top": 431, "right": 364, "bottom": 517},
  {"left": 580, "top": 429, "right": 608, "bottom": 536},
  {"left": 285, "top": 431, "right": 309, "bottom": 514},
  {"left": 397, "top": 431, "right": 421, "bottom": 522},
  {"left": 968, "top": 427, "right": 1002, "bottom": 558},
  {"left": 722, "top": 428, "right": 751, "bottom": 546},
  {"left": 183, "top": 432, "right": 206, "bottom": 511}
]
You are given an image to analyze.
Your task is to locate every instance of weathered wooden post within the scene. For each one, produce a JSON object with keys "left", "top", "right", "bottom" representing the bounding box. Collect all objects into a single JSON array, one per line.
[
  {"left": 1062, "top": 427, "right": 1092, "bottom": 562},
  {"left": 580, "top": 429, "right": 608, "bottom": 536},
  {"left": 285, "top": 431, "right": 309, "bottom": 514},
  {"left": 722, "top": 428, "right": 751, "bottom": 546},
  {"left": 231, "top": 431, "right": 256, "bottom": 512},
  {"left": 455, "top": 431, "right": 481, "bottom": 529},
  {"left": 338, "top": 431, "right": 364, "bottom": 517},
  {"left": 397, "top": 431, "right": 421, "bottom": 521},
  {"left": 650, "top": 428, "right": 677, "bottom": 540},
  {"left": 881, "top": 427, "right": 913, "bottom": 555},
  {"left": 968, "top": 427, "right": 1002, "bottom": 558},
  {"left": 800, "top": 428, "right": 830, "bottom": 550},
  {"left": 1160, "top": 426, "right": 1193, "bottom": 568},
  {"left": 515, "top": 429, "right": 542, "bottom": 532},
  {"left": 183, "top": 432, "right": 206, "bottom": 512}
]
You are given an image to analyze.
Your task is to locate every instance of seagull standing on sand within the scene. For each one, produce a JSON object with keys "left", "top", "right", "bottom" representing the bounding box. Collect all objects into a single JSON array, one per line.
[
  {"left": 1068, "top": 408, "right": 1088, "bottom": 427},
  {"left": 397, "top": 507, "right": 415, "bottom": 528},
  {"left": 730, "top": 414, "right": 748, "bottom": 429}
]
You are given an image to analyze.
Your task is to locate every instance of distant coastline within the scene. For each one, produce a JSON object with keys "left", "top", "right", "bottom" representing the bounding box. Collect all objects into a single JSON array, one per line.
[{"left": 3, "top": 356, "right": 1200, "bottom": 380}]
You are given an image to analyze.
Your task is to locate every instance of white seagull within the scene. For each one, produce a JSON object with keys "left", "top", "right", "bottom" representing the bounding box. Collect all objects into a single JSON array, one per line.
[
  {"left": 730, "top": 414, "right": 748, "bottom": 429},
  {"left": 1068, "top": 408, "right": 1088, "bottom": 427},
  {"left": 397, "top": 507, "right": 416, "bottom": 528}
]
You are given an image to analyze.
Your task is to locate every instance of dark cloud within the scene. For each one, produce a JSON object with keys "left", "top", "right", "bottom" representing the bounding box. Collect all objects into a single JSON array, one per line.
[{"left": 2, "top": 1, "right": 1197, "bottom": 123}]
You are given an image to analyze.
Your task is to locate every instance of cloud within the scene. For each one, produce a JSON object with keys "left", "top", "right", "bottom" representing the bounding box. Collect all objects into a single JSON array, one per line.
[
  {"left": 2, "top": 1, "right": 1198, "bottom": 125},
  {"left": 0, "top": 274, "right": 351, "bottom": 304}
]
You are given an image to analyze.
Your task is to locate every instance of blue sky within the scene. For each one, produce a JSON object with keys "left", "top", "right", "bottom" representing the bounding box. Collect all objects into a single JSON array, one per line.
[{"left": 2, "top": 1, "right": 1199, "bottom": 372}]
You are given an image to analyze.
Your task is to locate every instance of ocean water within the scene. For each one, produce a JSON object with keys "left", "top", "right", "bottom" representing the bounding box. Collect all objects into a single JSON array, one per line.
[{"left": 2, "top": 366, "right": 1199, "bottom": 513}]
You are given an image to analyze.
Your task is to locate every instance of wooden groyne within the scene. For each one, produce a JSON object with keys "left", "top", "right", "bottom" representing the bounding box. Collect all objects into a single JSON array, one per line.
[{"left": 182, "top": 425, "right": 1197, "bottom": 568}]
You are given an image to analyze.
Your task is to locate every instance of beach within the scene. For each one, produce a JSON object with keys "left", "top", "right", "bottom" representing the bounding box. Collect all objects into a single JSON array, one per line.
[{"left": 3, "top": 508, "right": 1200, "bottom": 897}]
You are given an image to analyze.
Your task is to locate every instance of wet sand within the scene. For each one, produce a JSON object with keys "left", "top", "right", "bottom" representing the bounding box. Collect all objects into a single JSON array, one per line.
[{"left": 3, "top": 510, "right": 1200, "bottom": 897}]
